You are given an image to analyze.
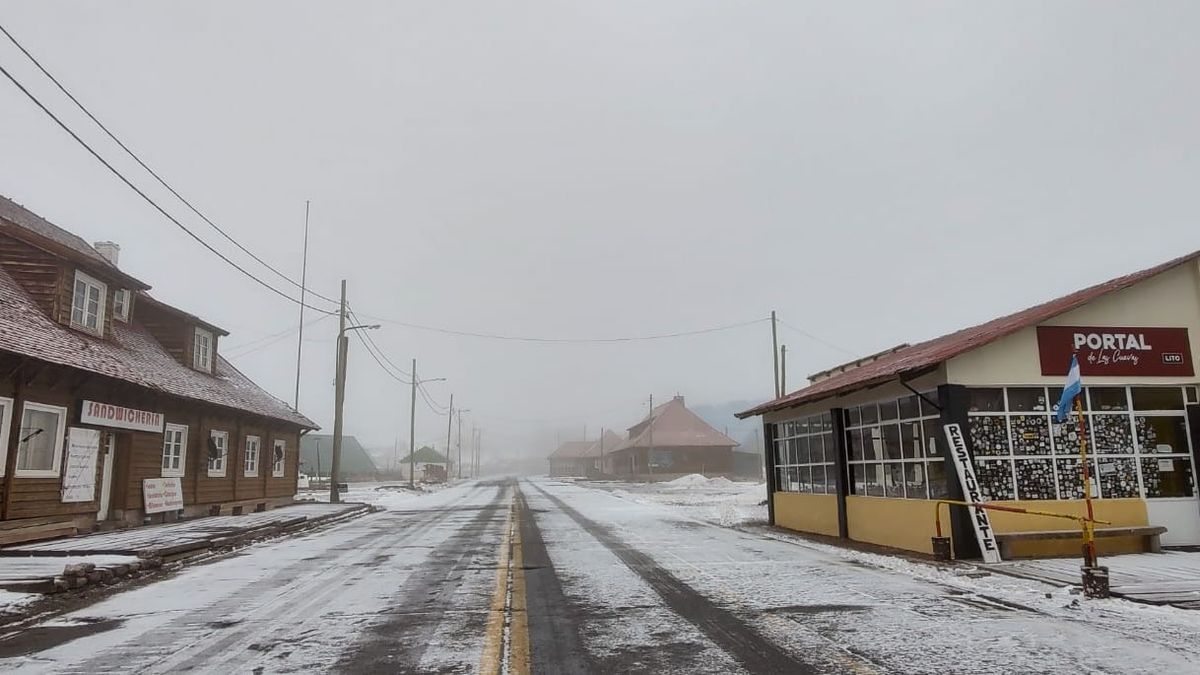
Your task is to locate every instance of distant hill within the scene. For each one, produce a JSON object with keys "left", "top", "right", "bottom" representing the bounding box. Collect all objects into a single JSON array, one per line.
[{"left": 689, "top": 400, "right": 765, "bottom": 454}]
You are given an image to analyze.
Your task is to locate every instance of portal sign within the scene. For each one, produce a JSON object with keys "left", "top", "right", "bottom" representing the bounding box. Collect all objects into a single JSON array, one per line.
[{"left": 1037, "top": 326, "right": 1194, "bottom": 377}]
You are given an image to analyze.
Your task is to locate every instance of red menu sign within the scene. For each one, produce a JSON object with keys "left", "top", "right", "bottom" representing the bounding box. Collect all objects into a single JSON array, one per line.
[{"left": 1037, "top": 326, "right": 1194, "bottom": 376}]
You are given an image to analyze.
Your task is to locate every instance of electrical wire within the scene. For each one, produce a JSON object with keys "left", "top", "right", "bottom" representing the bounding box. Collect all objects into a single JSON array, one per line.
[
  {"left": 0, "top": 22, "right": 340, "bottom": 308},
  {"left": 224, "top": 313, "right": 333, "bottom": 358},
  {"left": 351, "top": 313, "right": 771, "bottom": 344},
  {"left": 347, "top": 324, "right": 413, "bottom": 385},
  {"left": 778, "top": 319, "right": 857, "bottom": 356},
  {"left": 347, "top": 307, "right": 411, "bottom": 378},
  {"left": 0, "top": 62, "right": 339, "bottom": 316}
]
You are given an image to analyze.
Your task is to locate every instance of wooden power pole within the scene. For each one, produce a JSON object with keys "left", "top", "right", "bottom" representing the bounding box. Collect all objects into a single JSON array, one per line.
[
  {"left": 445, "top": 394, "right": 454, "bottom": 479},
  {"left": 329, "top": 279, "right": 347, "bottom": 504},
  {"left": 409, "top": 358, "right": 417, "bottom": 488},
  {"left": 771, "top": 310, "right": 780, "bottom": 398}
]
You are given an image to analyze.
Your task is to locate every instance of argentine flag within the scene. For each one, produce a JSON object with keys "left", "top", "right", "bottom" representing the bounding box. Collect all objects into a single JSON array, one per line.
[{"left": 1056, "top": 354, "right": 1082, "bottom": 423}]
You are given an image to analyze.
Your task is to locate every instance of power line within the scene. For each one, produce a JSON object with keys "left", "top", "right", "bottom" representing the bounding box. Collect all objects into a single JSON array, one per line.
[
  {"left": 0, "top": 22, "right": 341, "bottom": 308},
  {"left": 351, "top": 313, "right": 771, "bottom": 344},
  {"left": 347, "top": 323, "right": 413, "bottom": 386},
  {"left": 0, "top": 60, "right": 339, "bottom": 317},
  {"left": 778, "top": 320, "right": 857, "bottom": 357},
  {"left": 347, "top": 307, "right": 412, "bottom": 378},
  {"left": 224, "top": 313, "right": 333, "bottom": 358}
]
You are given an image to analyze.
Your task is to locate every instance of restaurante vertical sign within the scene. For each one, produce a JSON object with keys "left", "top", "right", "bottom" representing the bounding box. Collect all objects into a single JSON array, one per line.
[{"left": 943, "top": 423, "right": 1002, "bottom": 563}]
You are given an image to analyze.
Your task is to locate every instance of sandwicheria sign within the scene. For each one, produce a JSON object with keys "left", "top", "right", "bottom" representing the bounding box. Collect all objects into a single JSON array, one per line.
[
  {"left": 943, "top": 423, "right": 1002, "bottom": 564},
  {"left": 80, "top": 400, "right": 165, "bottom": 433}
]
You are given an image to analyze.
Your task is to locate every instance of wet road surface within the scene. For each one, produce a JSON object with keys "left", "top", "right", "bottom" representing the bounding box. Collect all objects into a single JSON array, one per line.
[{"left": 1, "top": 477, "right": 1199, "bottom": 674}]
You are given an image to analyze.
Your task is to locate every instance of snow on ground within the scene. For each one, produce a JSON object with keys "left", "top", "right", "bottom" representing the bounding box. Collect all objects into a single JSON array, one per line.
[
  {"left": 556, "top": 477, "right": 1200, "bottom": 673},
  {"left": 0, "top": 590, "right": 38, "bottom": 616},
  {"left": 593, "top": 477, "right": 768, "bottom": 527},
  {"left": 295, "top": 480, "right": 451, "bottom": 510}
]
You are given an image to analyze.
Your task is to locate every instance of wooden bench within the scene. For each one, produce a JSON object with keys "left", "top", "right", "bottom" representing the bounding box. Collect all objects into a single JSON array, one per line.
[{"left": 995, "top": 526, "right": 1167, "bottom": 559}]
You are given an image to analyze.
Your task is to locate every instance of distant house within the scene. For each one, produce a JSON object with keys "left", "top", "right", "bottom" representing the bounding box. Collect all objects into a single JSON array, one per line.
[
  {"left": 300, "top": 435, "right": 378, "bottom": 480},
  {"left": 407, "top": 446, "right": 450, "bottom": 482},
  {"left": 547, "top": 430, "right": 623, "bottom": 477},
  {"left": 606, "top": 396, "right": 739, "bottom": 479}
]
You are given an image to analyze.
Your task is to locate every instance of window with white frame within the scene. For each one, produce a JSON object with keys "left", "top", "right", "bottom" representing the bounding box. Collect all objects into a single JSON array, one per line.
[
  {"left": 965, "top": 385, "right": 1199, "bottom": 502},
  {"left": 161, "top": 423, "right": 188, "bottom": 477},
  {"left": 0, "top": 397, "right": 13, "bottom": 477},
  {"left": 208, "top": 430, "right": 228, "bottom": 477},
  {"left": 244, "top": 435, "right": 260, "bottom": 477},
  {"left": 71, "top": 270, "right": 107, "bottom": 336},
  {"left": 193, "top": 328, "right": 214, "bottom": 372},
  {"left": 113, "top": 289, "right": 130, "bottom": 322},
  {"left": 845, "top": 392, "right": 945, "bottom": 500},
  {"left": 774, "top": 412, "right": 837, "bottom": 494},
  {"left": 272, "top": 439, "right": 286, "bottom": 477},
  {"left": 15, "top": 402, "right": 67, "bottom": 477}
]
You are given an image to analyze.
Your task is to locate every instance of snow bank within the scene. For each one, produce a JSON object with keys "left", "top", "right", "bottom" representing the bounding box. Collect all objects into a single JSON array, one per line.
[{"left": 665, "top": 473, "right": 709, "bottom": 486}]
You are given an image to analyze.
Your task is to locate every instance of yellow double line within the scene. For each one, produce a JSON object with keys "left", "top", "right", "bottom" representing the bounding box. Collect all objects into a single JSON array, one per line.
[{"left": 480, "top": 490, "right": 530, "bottom": 675}]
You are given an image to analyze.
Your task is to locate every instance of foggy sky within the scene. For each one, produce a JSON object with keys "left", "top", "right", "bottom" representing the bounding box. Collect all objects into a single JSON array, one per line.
[{"left": 2, "top": 2, "right": 1199, "bottom": 460}]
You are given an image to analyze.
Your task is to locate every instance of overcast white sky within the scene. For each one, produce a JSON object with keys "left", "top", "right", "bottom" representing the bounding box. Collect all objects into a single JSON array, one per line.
[{"left": 2, "top": 2, "right": 1198, "bottom": 460}]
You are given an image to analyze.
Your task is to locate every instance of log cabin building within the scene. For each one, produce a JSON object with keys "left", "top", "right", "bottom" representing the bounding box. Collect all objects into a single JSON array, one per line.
[
  {"left": 0, "top": 195, "right": 316, "bottom": 541},
  {"left": 547, "top": 430, "right": 623, "bottom": 478},
  {"left": 605, "top": 396, "right": 739, "bottom": 479}
]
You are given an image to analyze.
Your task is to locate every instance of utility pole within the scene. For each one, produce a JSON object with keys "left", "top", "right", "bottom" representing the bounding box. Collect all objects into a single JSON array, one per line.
[
  {"left": 456, "top": 410, "right": 466, "bottom": 479},
  {"left": 409, "top": 358, "right": 417, "bottom": 488},
  {"left": 329, "top": 279, "right": 347, "bottom": 503},
  {"left": 781, "top": 344, "right": 788, "bottom": 395},
  {"left": 293, "top": 200, "right": 310, "bottom": 410},
  {"left": 648, "top": 394, "right": 654, "bottom": 476},
  {"left": 771, "top": 310, "right": 780, "bottom": 398},
  {"left": 445, "top": 394, "right": 454, "bottom": 480},
  {"left": 599, "top": 427, "right": 606, "bottom": 475}
]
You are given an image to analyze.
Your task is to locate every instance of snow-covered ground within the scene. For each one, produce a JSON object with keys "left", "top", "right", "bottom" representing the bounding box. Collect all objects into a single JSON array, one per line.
[
  {"left": 591, "top": 474, "right": 768, "bottom": 527},
  {"left": 295, "top": 479, "right": 450, "bottom": 510},
  {"left": 553, "top": 476, "right": 1200, "bottom": 673}
]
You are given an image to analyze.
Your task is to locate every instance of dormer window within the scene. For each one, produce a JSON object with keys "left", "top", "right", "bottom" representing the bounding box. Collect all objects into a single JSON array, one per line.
[
  {"left": 113, "top": 289, "right": 130, "bottom": 322},
  {"left": 71, "top": 270, "right": 107, "bottom": 336},
  {"left": 193, "top": 327, "right": 214, "bottom": 372}
]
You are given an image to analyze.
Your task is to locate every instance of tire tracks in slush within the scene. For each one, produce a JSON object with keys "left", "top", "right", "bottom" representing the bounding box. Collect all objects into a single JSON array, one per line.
[{"left": 527, "top": 480, "right": 816, "bottom": 675}]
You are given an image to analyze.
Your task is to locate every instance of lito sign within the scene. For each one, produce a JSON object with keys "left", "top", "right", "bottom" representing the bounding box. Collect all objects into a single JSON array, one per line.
[{"left": 1037, "top": 326, "right": 1194, "bottom": 377}]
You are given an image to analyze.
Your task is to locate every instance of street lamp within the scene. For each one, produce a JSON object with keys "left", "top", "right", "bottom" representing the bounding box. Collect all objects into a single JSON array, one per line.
[
  {"left": 455, "top": 409, "right": 470, "bottom": 479},
  {"left": 408, "top": 357, "right": 446, "bottom": 488},
  {"left": 330, "top": 300, "right": 381, "bottom": 504}
]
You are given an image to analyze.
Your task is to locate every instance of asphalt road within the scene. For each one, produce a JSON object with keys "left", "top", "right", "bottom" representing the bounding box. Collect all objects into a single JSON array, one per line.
[{"left": 1, "top": 478, "right": 1199, "bottom": 674}]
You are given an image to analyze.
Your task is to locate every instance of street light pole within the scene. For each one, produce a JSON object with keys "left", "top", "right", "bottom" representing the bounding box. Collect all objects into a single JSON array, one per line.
[
  {"left": 456, "top": 409, "right": 468, "bottom": 480},
  {"left": 329, "top": 280, "right": 347, "bottom": 504},
  {"left": 445, "top": 393, "right": 454, "bottom": 480},
  {"left": 409, "top": 358, "right": 417, "bottom": 489}
]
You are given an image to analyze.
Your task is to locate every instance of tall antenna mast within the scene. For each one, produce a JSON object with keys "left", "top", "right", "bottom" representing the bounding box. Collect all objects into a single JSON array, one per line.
[{"left": 293, "top": 200, "right": 311, "bottom": 410}]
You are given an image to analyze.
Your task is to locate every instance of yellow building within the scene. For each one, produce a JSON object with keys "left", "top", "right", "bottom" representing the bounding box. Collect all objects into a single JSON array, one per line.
[{"left": 739, "top": 251, "right": 1200, "bottom": 559}]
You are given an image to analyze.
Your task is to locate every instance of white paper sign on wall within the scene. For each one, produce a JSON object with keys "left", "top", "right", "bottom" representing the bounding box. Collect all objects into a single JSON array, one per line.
[
  {"left": 61, "top": 427, "right": 101, "bottom": 503},
  {"left": 943, "top": 423, "right": 1003, "bottom": 563},
  {"left": 143, "top": 477, "right": 184, "bottom": 514}
]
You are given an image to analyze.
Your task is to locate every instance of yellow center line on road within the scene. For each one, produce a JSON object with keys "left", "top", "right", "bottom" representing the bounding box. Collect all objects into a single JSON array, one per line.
[
  {"left": 509, "top": 491, "right": 531, "bottom": 674},
  {"left": 479, "top": 487, "right": 530, "bottom": 675}
]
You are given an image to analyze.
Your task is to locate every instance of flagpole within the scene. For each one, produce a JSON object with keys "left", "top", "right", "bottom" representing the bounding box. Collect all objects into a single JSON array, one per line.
[{"left": 1075, "top": 396, "right": 1097, "bottom": 568}]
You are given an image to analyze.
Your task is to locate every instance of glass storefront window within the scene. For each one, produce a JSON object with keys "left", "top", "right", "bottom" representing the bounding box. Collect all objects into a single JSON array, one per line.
[
  {"left": 1008, "top": 387, "right": 1050, "bottom": 412},
  {"left": 1132, "top": 387, "right": 1185, "bottom": 411},
  {"left": 1136, "top": 416, "right": 1189, "bottom": 454},
  {"left": 1015, "top": 458, "right": 1055, "bottom": 500},
  {"left": 1089, "top": 387, "right": 1128, "bottom": 411},
  {"left": 968, "top": 388, "right": 1005, "bottom": 413},
  {"left": 1010, "top": 415, "right": 1052, "bottom": 455}
]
